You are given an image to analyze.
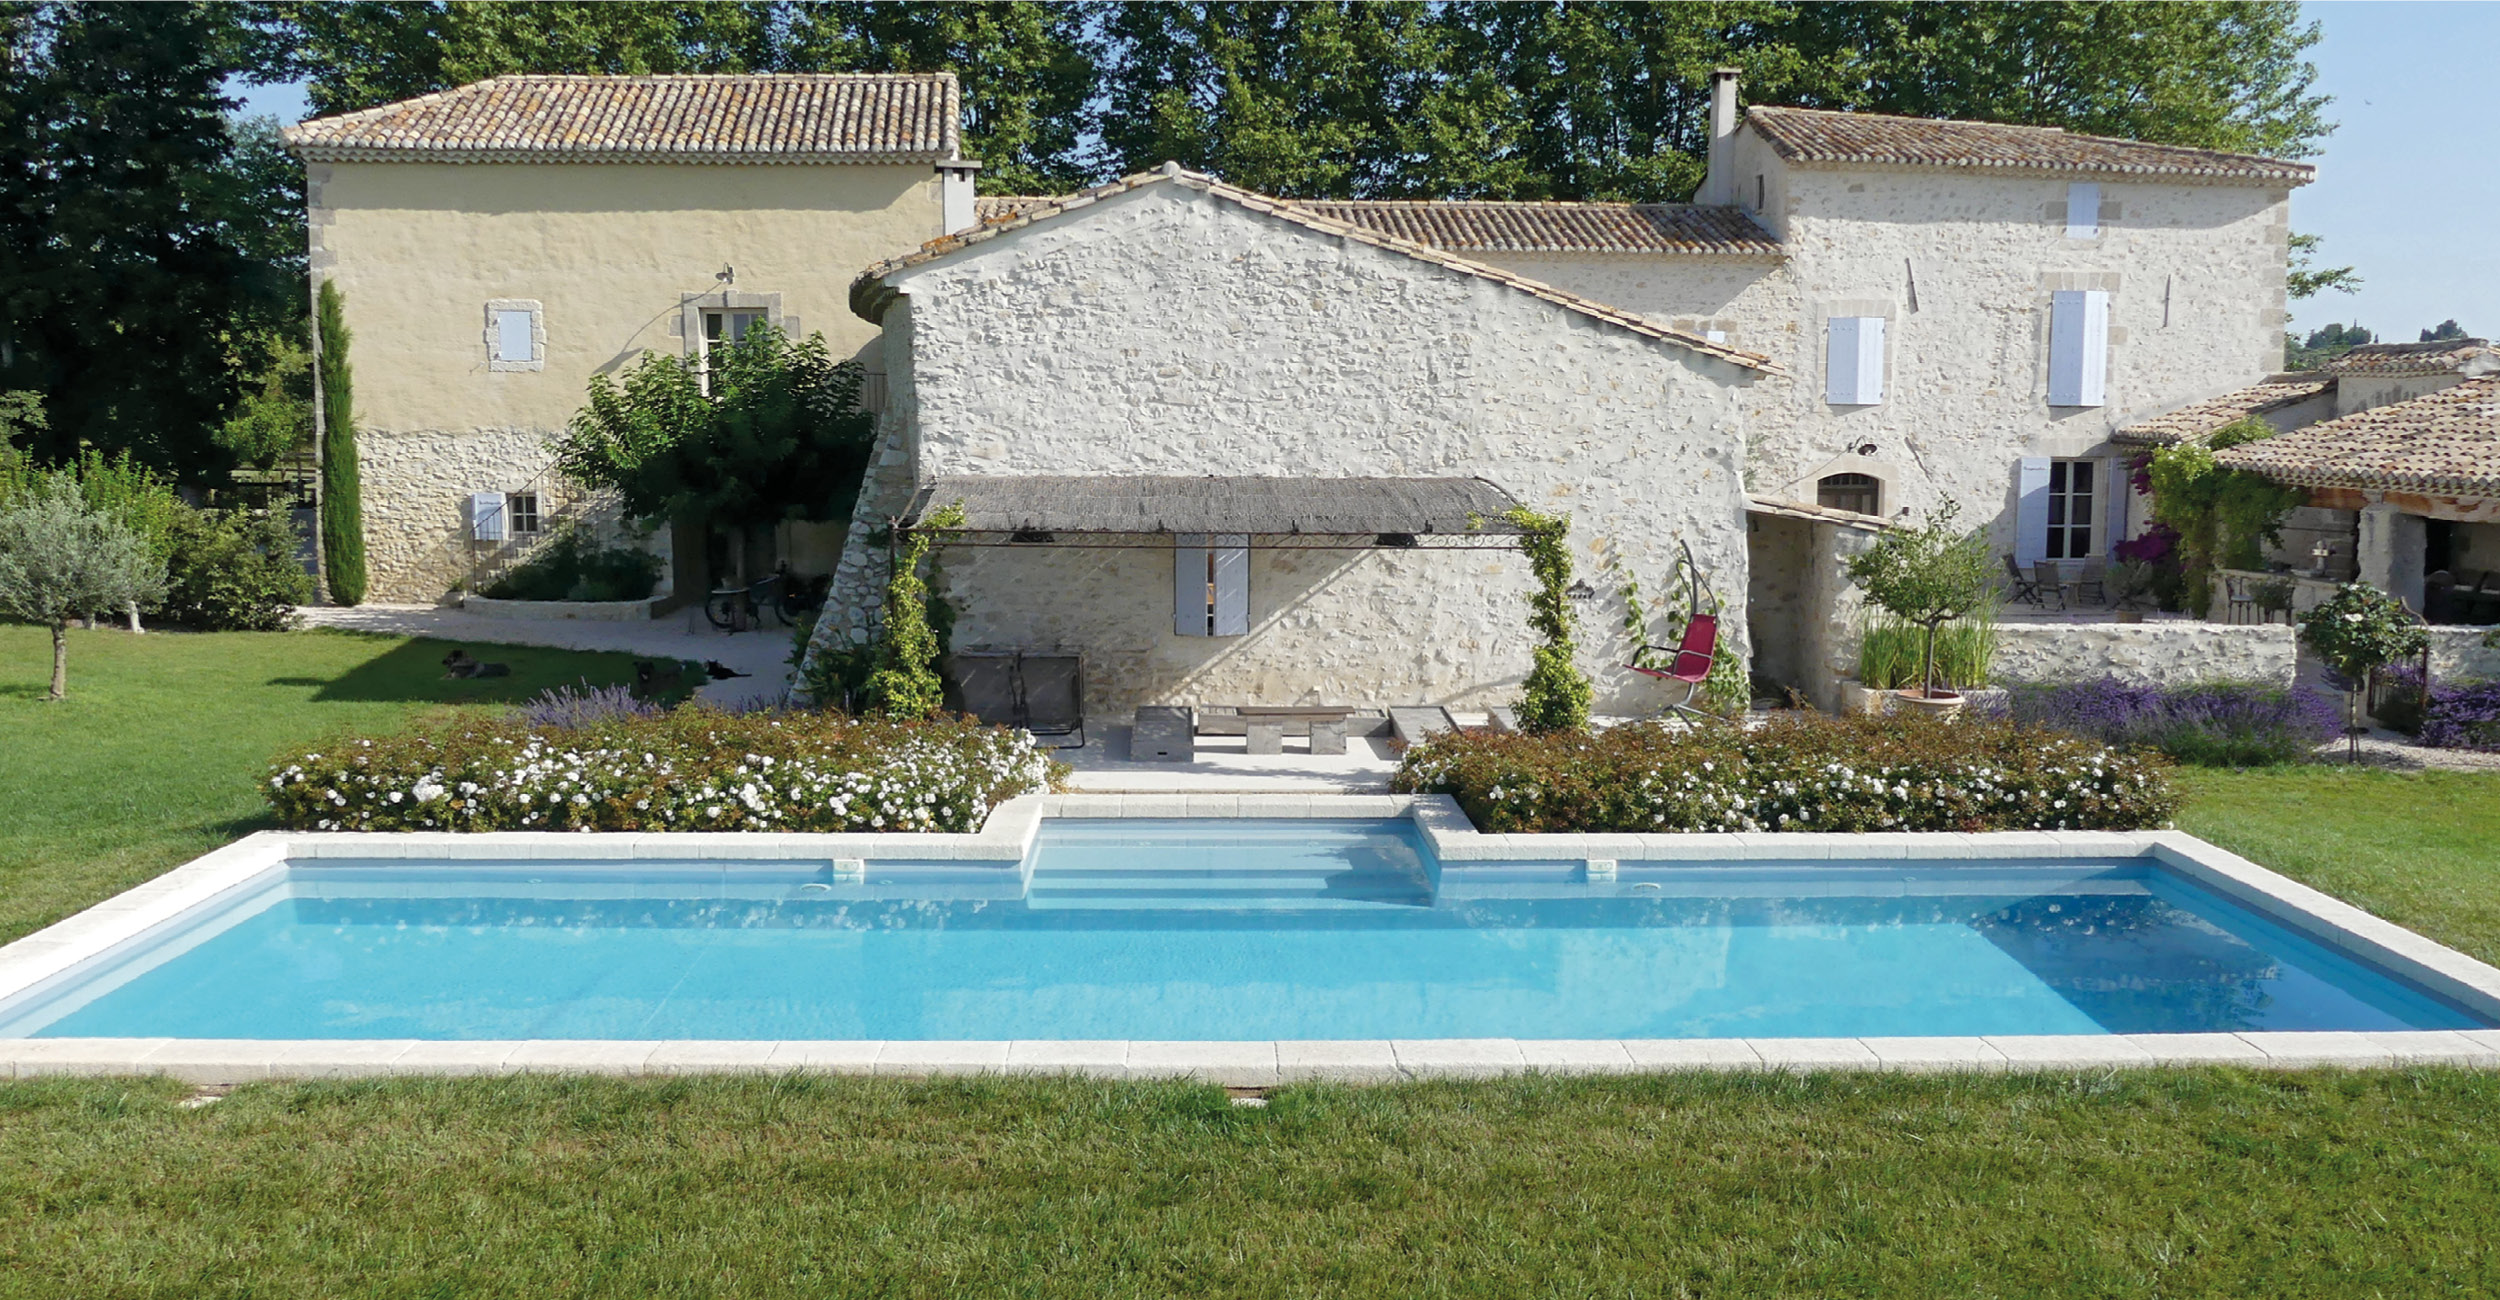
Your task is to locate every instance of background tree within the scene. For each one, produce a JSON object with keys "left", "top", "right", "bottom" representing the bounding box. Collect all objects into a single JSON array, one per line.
[
  {"left": 552, "top": 324, "right": 876, "bottom": 544},
  {"left": 316, "top": 279, "right": 366, "bottom": 605},
  {"left": 2421, "top": 319, "right": 2469, "bottom": 343},
  {"left": 0, "top": 2, "right": 300, "bottom": 483},
  {"left": 0, "top": 477, "right": 167, "bottom": 699}
]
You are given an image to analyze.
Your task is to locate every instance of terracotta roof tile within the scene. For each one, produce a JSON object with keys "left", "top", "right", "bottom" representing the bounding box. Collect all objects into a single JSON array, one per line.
[
  {"left": 1284, "top": 201, "right": 1782, "bottom": 256},
  {"left": 2114, "top": 374, "right": 2336, "bottom": 447},
  {"left": 2320, "top": 338, "right": 2500, "bottom": 377},
  {"left": 2213, "top": 375, "right": 2500, "bottom": 497},
  {"left": 1746, "top": 105, "right": 2313, "bottom": 185},
  {"left": 859, "top": 166, "right": 1782, "bottom": 375},
  {"left": 284, "top": 74, "right": 959, "bottom": 163}
]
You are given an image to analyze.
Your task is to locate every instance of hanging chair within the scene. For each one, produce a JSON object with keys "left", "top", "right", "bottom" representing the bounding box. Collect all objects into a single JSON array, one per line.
[{"left": 1623, "top": 540, "right": 1723, "bottom": 723}]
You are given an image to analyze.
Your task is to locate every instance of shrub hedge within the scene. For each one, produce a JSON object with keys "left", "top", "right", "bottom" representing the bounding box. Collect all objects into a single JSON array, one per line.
[
  {"left": 1391, "top": 713, "right": 2175, "bottom": 833},
  {"left": 2007, "top": 678, "right": 2340, "bottom": 767},
  {"left": 269, "top": 709, "right": 1064, "bottom": 833},
  {"left": 159, "top": 506, "right": 313, "bottom": 631},
  {"left": 2418, "top": 678, "right": 2500, "bottom": 752},
  {"left": 480, "top": 529, "right": 662, "bottom": 603}
]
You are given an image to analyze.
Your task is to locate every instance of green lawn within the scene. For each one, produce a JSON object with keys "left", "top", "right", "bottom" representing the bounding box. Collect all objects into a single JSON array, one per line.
[
  {"left": 0, "top": 624, "right": 675, "bottom": 945},
  {"left": 5, "top": 629, "right": 2500, "bottom": 1296}
]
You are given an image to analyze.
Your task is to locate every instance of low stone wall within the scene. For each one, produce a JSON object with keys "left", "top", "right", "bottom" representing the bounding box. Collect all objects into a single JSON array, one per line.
[
  {"left": 1993, "top": 621, "right": 2297, "bottom": 687},
  {"left": 461, "top": 595, "right": 655, "bottom": 623},
  {"left": 2430, "top": 628, "right": 2500, "bottom": 683}
]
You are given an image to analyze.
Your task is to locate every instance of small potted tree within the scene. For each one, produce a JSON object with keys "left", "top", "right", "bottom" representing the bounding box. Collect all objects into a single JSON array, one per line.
[
  {"left": 1844, "top": 499, "right": 1994, "bottom": 718},
  {"left": 2298, "top": 581, "right": 2429, "bottom": 763}
]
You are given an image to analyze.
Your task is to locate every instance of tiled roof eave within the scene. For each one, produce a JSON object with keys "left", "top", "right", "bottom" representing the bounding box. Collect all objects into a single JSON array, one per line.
[
  {"left": 2229, "top": 466, "right": 2500, "bottom": 499},
  {"left": 1777, "top": 156, "right": 2312, "bottom": 185},
  {"left": 289, "top": 143, "right": 954, "bottom": 164}
]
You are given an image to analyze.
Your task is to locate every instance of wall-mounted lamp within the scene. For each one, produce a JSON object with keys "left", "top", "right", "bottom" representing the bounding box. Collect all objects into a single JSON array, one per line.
[
  {"left": 1856, "top": 443, "right": 1879, "bottom": 456},
  {"left": 1566, "top": 580, "right": 1597, "bottom": 603},
  {"left": 716, "top": 265, "right": 735, "bottom": 286}
]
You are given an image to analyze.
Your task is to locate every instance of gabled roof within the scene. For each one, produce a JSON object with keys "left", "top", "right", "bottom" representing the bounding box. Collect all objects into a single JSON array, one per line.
[
  {"left": 2321, "top": 338, "right": 2499, "bottom": 377},
  {"left": 1745, "top": 105, "right": 2313, "bottom": 186},
  {"left": 2114, "top": 374, "right": 2336, "bottom": 447},
  {"left": 1284, "top": 201, "right": 1783, "bottom": 256},
  {"left": 858, "top": 166, "right": 1780, "bottom": 374},
  {"left": 2214, "top": 375, "right": 2500, "bottom": 498},
  {"left": 284, "top": 74, "right": 960, "bottom": 164}
]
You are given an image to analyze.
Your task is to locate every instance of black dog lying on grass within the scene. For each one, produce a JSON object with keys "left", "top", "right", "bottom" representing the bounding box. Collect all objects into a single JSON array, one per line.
[{"left": 441, "top": 649, "right": 512, "bottom": 679}]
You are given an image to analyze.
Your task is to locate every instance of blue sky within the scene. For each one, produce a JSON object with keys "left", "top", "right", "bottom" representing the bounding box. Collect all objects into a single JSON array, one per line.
[
  {"left": 231, "top": 3, "right": 2494, "bottom": 344},
  {"left": 2288, "top": 1, "right": 2495, "bottom": 343}
]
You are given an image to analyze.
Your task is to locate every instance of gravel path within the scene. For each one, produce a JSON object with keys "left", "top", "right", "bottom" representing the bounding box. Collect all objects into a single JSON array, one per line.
[{"left": 2310, "top": 728, "right": 2500, "bottom": 773}]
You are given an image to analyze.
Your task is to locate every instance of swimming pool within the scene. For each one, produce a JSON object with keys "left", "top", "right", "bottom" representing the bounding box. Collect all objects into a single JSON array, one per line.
[{"left": 2, "top": 814, "right": 2490, "bottom": 1048}]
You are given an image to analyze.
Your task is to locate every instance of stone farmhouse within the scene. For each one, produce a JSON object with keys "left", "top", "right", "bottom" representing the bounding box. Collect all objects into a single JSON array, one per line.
[
  {"left": 288, "top": 71, "right": 2345, "bottom": 717},
  {"left": 2115, "top": 337, "right": 2500, "bottom": 622},
  {"left": 284, "top": 73, "right": 981, "bottom": 602}
]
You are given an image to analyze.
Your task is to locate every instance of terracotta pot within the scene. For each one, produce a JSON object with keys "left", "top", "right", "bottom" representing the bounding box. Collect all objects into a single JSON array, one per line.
[{"left": 1889, "top": 687, "right": 1966, "bottom": 719}]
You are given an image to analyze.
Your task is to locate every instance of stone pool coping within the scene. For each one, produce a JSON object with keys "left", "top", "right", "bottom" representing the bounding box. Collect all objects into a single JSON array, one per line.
[{"left": 5, "top": 794, "right": 2500, "bottom": 1085}]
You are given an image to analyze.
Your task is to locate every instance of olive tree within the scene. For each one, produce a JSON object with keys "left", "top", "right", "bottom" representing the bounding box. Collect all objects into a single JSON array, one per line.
[
  {"left": 0, "top": 479, "right": 167, "bottom": 699},
  {"left": 1843, "top": 499, "right": 1996, "bottom": 703}
]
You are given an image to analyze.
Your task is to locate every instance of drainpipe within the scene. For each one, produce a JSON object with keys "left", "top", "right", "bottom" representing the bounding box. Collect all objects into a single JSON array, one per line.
[{"left": 1697, "top": 68, "right": 1741, "bottom": 207}]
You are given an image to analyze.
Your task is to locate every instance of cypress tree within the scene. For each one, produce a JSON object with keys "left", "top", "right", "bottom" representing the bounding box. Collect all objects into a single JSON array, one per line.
[{"left": 316, "top": 279, "right": 365, "bottom": 605}]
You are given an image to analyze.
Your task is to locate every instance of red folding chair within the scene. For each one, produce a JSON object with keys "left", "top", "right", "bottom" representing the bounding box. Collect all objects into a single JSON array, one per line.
[{"left": 1625, "top": 612, "right": 1720, "bottom": 723}]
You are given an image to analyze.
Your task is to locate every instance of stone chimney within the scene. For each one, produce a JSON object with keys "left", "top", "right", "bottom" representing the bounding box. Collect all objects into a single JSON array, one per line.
[
  {"left": 937, "top": 158, "right": 981, "bottom": 235},
  {"left": 1698, "top": 67, "right": 1741, "bottom": 206}
]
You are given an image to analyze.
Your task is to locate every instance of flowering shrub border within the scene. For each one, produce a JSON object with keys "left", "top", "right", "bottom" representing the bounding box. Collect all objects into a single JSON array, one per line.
[
  {"left": 2418, "top": 678, "right": 2500, "bottom": 752},
  {"left": 2007, "top": 678, "right": 2341, "bottom": 767},
  {"left": 269, "top": 709, "right": 1065, "bottom": 833},
  {"left": 1391, "top": 714, "right": 2175, "bottom": 834}
]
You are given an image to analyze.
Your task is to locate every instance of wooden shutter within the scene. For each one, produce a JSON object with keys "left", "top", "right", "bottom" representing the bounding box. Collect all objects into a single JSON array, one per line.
[
  {"left": 1825, "top": 317, "right": 1884, "bottom": 404},
  {"left": 1172, "top": 534, "right": 1209, "bottom": 637},
  {"left": 1211, "top": 536, "right": 1250, "bottom": 636},
  {"left": 2065, "top": 182, "right": 2101, "bottom": 238},
  {"left": 2014, "top": 458, "right": 2052, "bottom": 565},
  {"left": 2048, "top": 290, "right": 2109, "bottom": 407},
  {"left": 495, "top": 310, "right": 534, "bottom": 362},
  {"left": 469, "top": 491, "right": 507, "bottom": 542}
]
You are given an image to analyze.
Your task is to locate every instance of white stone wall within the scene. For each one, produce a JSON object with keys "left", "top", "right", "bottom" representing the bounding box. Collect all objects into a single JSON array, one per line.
[
  {"left": 2430, "top": 628, "right": 2500, "bottom": 683},
  {"left": 807, "top": 183, "right": 1765, "bottom": 714},
  {"left": 1994, "top": 621, "right": 2297, "bottom": 687}
]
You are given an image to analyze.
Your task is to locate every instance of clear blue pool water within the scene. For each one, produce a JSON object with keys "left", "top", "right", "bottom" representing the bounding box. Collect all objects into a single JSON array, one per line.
[{"left": 5, "top": 820, "right": 2483, "bottom": 1041}]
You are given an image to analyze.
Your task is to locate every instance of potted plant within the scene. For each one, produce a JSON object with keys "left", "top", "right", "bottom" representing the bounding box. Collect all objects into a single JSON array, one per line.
[
  {"left": 2298, "top": 582, "right": 2429, "bottom": 763},
  {"left": 1844, "top": 500, "right": 1995, "bottom": 717}
]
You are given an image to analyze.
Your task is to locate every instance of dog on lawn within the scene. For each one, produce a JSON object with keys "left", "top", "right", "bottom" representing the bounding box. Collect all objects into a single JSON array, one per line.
[{"left": 441, "top": 648, "right": 512, "bottom": 679}]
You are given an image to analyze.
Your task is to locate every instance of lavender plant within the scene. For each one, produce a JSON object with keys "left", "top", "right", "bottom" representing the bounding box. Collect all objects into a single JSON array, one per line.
[
  {"left": 512, "top": 681, "right": 661, "bottom": 730},
  {"left": 2009, "top": 678, "right": 2340, "bottom": 767}
]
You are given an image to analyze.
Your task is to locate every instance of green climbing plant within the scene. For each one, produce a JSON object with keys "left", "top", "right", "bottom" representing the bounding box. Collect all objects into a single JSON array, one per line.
[
  {"left": 861, "top": 503, "right": 965, "bottom": 720},
  {"left": 1610, "top": 545, "right": 1746, "bottom": 715},
  {"left": 316, "top": 280, "right": 367, "bottom": 606},
  {"left": 1504, "top": 505, "right": 1591, "bottom": 735},
  {"left": 2145, "top": 417, "right": 2305, "bottom": 617}
]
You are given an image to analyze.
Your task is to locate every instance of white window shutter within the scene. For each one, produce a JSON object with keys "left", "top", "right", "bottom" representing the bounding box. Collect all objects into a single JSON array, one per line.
[
  {"left": 2048, "top": 291, "right": 2109, "bottom": 407},
  {"left": 2066, "top": 182, "right": 2101, "bottom": 238},
  {"left": 1853, "top": 316, "right": 1885, "bottom": 404},
  {"left": 1825, "top": 317, "right": 1884, "bottom": 404},
  {"left": 1173, "top": 535, "right": 1209, "bottom": 637},
  {"left": 495, "top": 310, "right": 534, "bottom": 362},
  {"left": 1211, "top": 536, "right": 1250, "bottom": 636},
  {"left": 470, "top": 491, "right": 508, "bottom": 542},
  {"left": 2014, "top": 458, "right": 2052, "bottom": 565}
]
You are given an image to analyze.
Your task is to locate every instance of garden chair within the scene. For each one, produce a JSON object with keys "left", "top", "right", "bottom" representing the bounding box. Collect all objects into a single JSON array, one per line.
[
  {"left": 2223, "top": 574, "right": 2256, "bottom": 625},
  {"left": 2074, "top": 558, "right": 2108, "bottom": 606},
  {"left": 1625, "top": 613, "right": 1721, "bottom": 723},
  {"left": 2001, "top": 554, "right": 2047, "bottom": 607}
]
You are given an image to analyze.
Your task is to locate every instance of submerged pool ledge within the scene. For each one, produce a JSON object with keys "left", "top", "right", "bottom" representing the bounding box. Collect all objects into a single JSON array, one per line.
[{"left": 7, "top": 794, "right": 2500, "bottom": 1084}]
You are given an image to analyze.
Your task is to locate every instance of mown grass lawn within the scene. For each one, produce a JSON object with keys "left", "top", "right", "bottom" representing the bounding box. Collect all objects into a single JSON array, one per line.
[
  {"left": 5, "top": 626, "right": 2500, "bottom": 1296},
  {"left": 0, "top": 624, "right": 674, "bottom": 945}
]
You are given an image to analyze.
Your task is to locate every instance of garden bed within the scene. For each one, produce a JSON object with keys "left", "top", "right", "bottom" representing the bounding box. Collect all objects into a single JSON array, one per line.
[
  {"left": 1391, "top": 713, "right": 2174, "bottom": 833},
  {"left": 268, "top": 708, "right": 1064, "bottom": 833}
]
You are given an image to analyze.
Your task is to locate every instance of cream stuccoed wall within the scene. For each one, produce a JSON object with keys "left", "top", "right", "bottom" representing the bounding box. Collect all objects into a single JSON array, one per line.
[
  {"left": 804, "top": 182, "right": 1766, "bottom": 715},
  {"left": 310, "top": 159, "right": 944, "bottom": 601}
]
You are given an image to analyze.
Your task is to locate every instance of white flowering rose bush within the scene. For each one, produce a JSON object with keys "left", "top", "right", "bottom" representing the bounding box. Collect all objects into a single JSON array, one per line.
[
  {"left": 1393, "top": 714, "right": 2175, "bottom": 834},
  {"left": 268, "top": 709, "right": 1065, "bottom": 833}
]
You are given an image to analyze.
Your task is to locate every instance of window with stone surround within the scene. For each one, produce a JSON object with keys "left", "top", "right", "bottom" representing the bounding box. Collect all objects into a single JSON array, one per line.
[
  {"left": 507, "top": 491, "right": 541, "bottom": 536},
  {"left": 485, "top": 300, "right": 543, "bottom": 372}
]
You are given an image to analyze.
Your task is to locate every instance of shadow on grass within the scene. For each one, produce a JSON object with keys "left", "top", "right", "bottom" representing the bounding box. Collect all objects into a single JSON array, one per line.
[{"left": 265, "top": 637, "right": 677, "bottom": 705}]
